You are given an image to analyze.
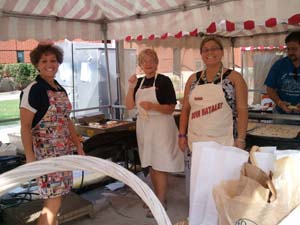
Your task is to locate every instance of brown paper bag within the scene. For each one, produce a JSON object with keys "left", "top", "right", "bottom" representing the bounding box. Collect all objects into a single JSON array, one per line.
[
  {"left": 213, "top": 146, "right": 297, "bottom": 225},
  {"left": 213, "top": 176, "right": 290, "bottom": 225},
  {"left": 273, "top": 157, "right": 300, "bottom": 212}
]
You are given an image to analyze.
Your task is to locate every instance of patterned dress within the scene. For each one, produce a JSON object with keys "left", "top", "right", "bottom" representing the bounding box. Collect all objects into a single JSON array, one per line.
[{"left": 20, "top": 76, "right": 77, "bottom": 199}]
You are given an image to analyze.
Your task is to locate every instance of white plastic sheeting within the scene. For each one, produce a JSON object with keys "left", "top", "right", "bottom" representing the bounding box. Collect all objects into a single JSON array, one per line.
[{"left": 0, "top": 155, "right": 172, "bottom": 225}]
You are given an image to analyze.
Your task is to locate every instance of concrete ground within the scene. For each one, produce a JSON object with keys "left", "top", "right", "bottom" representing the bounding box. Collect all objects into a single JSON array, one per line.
[{"left": 64, "top": 174, "right": 189, "bottom": 225}]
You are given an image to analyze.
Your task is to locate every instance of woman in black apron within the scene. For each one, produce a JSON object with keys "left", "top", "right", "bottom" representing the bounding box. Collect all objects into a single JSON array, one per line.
[{"left": 20, "top": 43, "right": 85, "bottom": 225}]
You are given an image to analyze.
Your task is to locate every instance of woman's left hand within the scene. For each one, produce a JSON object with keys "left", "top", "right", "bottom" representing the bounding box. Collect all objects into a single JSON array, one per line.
[
  {"left": 234, "top": 139, "right": 246, "bottom": 150},
  {"left": 178, "top": 137, "right": 187, "bottom": 152},
  {"left": 139, "top": 101, "right": 153, "bottom": 110}
]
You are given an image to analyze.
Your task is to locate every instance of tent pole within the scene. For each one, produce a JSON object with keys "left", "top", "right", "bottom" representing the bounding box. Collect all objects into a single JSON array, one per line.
[
  {"left": 71, "top": 41, "right": 76, "bottom": 118},
  {"left": 231, "top": 37, "right": 235, "bottom": 70},
  {"left": 115, "top": 41, "right": 122, "bottom": 120},
  {"left": 101, "top": 23, "right": 113, "bottom": 119}
]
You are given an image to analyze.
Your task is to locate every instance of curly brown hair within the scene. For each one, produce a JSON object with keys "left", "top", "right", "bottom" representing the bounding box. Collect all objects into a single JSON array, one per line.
[{"left": 30, "top": 44, "right": 63, "bottom": 68}]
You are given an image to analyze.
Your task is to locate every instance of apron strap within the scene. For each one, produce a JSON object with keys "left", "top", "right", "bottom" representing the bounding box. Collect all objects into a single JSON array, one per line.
[
  {"left": 139, "top": 73, "right": 158, "bottom": 89},
  {"left": 200, "top": 68, "right": 233, "bottom": 85}
]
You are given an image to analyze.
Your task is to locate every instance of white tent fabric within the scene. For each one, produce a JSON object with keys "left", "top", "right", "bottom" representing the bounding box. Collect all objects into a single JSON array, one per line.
[{"left": 0, "top": 0, "right": 300, "bottom": 46}]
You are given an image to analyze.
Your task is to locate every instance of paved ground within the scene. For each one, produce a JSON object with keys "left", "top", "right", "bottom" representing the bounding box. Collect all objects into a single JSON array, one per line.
[
  {"left": 1, "top": 168, "right": 189, "bottom": 225},
  {"left": 64, "top": 174, "right": 189, "bottom": 225}
]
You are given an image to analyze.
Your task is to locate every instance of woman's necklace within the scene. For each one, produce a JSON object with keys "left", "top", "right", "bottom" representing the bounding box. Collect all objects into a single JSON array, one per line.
[{"left": 201, "top": 64, "right": 223, "bottom": 84}]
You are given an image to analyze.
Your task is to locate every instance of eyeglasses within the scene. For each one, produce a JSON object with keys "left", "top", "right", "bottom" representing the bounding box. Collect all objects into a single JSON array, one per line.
[
  {"left": 286, "top": 47, "right": 299, "bottom": 52},
  {"left": 201, "top": 47, "right": 222, "bottom": 54}
]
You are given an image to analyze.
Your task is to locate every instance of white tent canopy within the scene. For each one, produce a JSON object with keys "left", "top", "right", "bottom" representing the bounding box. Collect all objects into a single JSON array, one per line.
[{"left": 1, "top": 0, "right": 300, "bottom": 47}]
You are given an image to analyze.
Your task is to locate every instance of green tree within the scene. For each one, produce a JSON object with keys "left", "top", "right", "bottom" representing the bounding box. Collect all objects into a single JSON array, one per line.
[{"left": 2, "top": 63, "right": 37, "bottom": 89}]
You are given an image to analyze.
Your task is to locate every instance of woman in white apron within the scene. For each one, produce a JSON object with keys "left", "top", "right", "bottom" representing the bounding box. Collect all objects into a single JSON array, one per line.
[
  {"left": 179, "top": 37, "right": 248, "bottom": 151},
  {"left": 126, "top": 49, "right": 184, "bottom": 217},
  {"left": 178, "top": 37, "right": 248, "bottom": 225}
]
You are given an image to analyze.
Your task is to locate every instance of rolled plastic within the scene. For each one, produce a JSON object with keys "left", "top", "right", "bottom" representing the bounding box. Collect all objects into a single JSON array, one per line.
[{"left": 0, "top": 155, "right": 171, "bottom": 225}]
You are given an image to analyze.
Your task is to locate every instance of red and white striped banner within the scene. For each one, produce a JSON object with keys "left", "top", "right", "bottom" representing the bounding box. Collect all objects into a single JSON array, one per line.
[{"left": 0, "top": 0, "right": 299, "bottom": 47}]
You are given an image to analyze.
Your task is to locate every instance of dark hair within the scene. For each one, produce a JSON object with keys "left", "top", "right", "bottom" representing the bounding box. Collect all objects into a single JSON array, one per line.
[
  {"left": 30, "top": 44, "right": 63, "bottom": 68},
  {"left": 138, "top": 48, "right": 159, "bottom": 66},
  {"left": 200, "top": 37, "right": 224, "bottom": 53},
  {"left": 285, "top": 31, "right": 300, "bottom": 44}
]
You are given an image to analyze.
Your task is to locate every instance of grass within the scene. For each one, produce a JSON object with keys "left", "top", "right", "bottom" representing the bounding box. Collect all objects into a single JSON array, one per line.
[{"left": 0, "top": 99, "right": 20, "bottom": 121}]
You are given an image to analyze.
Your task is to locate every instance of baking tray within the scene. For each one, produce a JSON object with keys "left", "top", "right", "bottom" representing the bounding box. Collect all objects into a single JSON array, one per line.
[
  {"left": 76, "top": 120, "right": 136, "bottom": 137},
  {"left": 76, "top": 112, "right": 105, "bottom": 125},
  {"left": 246, "top": 134, "right": 300, "bottom": 150},
  {"left": 246, "top": 122, "right": 300, "bottom": 150}
]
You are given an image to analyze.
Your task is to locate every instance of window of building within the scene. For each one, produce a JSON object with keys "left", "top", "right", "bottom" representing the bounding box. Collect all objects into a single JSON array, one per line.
[{"left": 17, "top": 51, "right": 24, "bottom": 63}]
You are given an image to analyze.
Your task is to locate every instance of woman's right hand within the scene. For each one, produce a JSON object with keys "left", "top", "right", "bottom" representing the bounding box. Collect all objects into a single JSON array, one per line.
[
  {"left": 178, "top": 136, "right": 187, "bottom": 152},
  {"left": 128, "top": 74, "right": 137, "bottom": 89},
  {"left": 278, "top": 100, "right": 292, "bottom": 113}
]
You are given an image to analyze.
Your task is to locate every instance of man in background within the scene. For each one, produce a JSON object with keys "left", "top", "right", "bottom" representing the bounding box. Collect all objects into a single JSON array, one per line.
[{"left": 264, "top": 31, "right": 300, "bottom": 115}]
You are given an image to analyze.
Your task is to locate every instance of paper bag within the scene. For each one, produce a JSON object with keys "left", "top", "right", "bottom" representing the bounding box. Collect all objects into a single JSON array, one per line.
[
  {"left": 213, "top": 176, "right": 289, "bottom": 225},
  {"left": 251, "top": 146, "right": 276, "bottom": 174},
  {"left": 239, "top": 163, "right": 276, "bottom": 202},
  {"left": 250, "top": 145, "right": 300, "bottom": 174},
  {"left": 213, "top": 146, "right": 300, "bottom": 225},
  {"left": 189, "top": 141, "right": 249, "bottom": 225},
  {"left": 273, "top": 157, "right": 300, "bottom": 211},
  {"left": 278, "top": 204, "right": 300, "bottom": 225}
]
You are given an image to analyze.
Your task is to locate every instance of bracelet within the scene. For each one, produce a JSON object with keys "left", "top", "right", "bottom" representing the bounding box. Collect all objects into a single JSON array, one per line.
[
  {"left": 236, "top": 138, "right": 246, "bottom": 143},
  {"left": 178, "top": 134, "right": 186, "bottom": 138}
]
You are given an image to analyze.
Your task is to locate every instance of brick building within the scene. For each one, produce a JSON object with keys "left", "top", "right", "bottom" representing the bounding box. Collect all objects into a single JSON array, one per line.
[
  {"left": 0, "top": 40, "right": 38, "bottom": 64},
  {"left": 0, "top": 39, "right": 109, "bottom": 65}
]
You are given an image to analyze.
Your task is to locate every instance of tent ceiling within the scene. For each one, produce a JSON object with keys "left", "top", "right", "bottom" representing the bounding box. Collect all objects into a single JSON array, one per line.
[{"left": 0, "top": 0, "right": 300, "bottom": 46}]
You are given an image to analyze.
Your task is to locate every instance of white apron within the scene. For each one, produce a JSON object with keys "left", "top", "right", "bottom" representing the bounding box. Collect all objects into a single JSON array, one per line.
[
  {"left": 188, "top": 70, "right": 235, "bottom": 225},
  {"left": 135, "top": 75, "right": 184, "bottom": 172},
  {"left": 188, "top": 71, "right": 234, "bottom": 150}
]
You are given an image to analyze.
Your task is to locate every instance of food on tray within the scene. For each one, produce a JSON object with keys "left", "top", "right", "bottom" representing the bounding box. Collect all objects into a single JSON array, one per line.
[
  {"left": 106, "top": 121, "right": 118, "bottom": 125},
  {"left": 88, "top": 122, "right": 104, "bottom": 128},
  {"left": 105, "top": 121, "right": 129, "bottom": 128},
  {"left": 248, "top": 104, "right": 272, "bottom": 111},
  {"left": 287, "top": 105, "right": 298, "bottom": 110},
  {"left": 87, "top": 120, "right": 130, "bottom": 129},
  {"left": 247, "top": 122, "right": 260, "bottom": 131},
  {"left": 248, "top": 124, "right": 300, "bottom": 138}
]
